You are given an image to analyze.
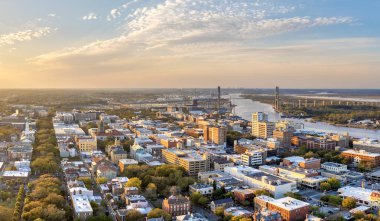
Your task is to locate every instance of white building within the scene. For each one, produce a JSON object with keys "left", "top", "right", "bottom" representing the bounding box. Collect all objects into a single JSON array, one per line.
[
  {"left": 338, "top": 186, "right": 380, "bottom": 209},
  {"left": 224, "top": 166, "right": 297, "bottom": 198},
  {"left": 189, "top": 183, "right": 213, "bottom": 196},
  {"left": 321, "top": 162, "right": 348, "bottom": 173},
  {"left": 72, "top": 195, "right": 93, "bottom": 220},
  {"left": 125, "top": 195, "right": 152, "bottom": 215}
]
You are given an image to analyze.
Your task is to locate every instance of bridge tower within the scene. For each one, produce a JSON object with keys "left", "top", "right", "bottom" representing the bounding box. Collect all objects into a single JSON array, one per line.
[{"left": 274, "top": 86, "right": 280, "bottom": 111}]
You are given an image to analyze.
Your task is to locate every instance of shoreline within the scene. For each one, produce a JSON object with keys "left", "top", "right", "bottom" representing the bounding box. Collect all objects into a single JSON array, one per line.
[{"left": 240, "top": 95, "right": 380, "bottom": 131}]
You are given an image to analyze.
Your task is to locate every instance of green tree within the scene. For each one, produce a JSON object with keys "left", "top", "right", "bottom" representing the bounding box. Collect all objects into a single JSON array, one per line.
[
  {"left": 198, "top": 196, "right": 209, "bottom": 207},
  {"left": 190, "top": 192, "right": 202, "bottom": 205}
]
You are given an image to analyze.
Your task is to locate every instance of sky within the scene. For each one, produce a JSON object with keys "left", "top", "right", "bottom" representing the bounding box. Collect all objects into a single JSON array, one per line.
[{"left": 0, "top": 0, "right": 379, "bottom": 89}]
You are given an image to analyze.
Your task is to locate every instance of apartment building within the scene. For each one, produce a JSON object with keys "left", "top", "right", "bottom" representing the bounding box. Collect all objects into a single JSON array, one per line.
[
  {"left": 76, "top": 136, "right": 97, "bottom": 152},
  {"left": 342, "top": 149, "right": 380, "bottom": 167},
  {"left": 162, "top": 149, "right": 209, "bottom": 175}
]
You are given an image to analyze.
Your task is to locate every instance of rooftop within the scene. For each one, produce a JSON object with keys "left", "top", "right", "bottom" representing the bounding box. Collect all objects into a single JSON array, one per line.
[
  {"left": 72, "top": 195, "right": 93, "bottom": 213},
  {"left": 342, "top": 149, "right": 380, "bottom": 157},
  {"left": 3, "top": 171, "right": 29, "bottom": 177},
  {"left": 322, "top": 162, "right": 347, "bottom": 168},
  {"left": 257, "top": 196, "right": 310, "bottom": 210},
  {"left": 338, "top": 186, "right": 373, "bottom": 202}
]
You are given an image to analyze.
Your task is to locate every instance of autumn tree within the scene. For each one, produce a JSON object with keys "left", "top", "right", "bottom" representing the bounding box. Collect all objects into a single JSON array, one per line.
[{"left": 147, "top": 208, "right": 172, "bottom": 221}]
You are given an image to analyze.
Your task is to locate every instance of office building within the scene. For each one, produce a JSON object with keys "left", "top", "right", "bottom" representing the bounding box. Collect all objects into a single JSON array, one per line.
[
  {"left": 273, "top": 129, "right": 293, "bottom": 148},
  {"left": 242, "top": 149, "right": 267, "bottom": 166}
]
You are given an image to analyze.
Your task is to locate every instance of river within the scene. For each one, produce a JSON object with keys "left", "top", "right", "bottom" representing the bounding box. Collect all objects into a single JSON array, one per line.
[{"left": 228, "top": 94, "right": 380, "bottom": 139}]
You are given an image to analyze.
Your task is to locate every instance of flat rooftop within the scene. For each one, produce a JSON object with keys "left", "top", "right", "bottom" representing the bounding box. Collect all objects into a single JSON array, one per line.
[
  {"left": 338, "top": 186, "right": 373, "bottom": 202},
  {"left": 246, "top": 172, "right": 292, "bottom": 186},
  {"left": 257, "top": 195, "right": 309, "bottom": 210},
  {"left": 343, "top": 149, "right": 380, "bottom": 157},
  {"left": 322, "top": 162, "right": 346, "bottom": 168}
]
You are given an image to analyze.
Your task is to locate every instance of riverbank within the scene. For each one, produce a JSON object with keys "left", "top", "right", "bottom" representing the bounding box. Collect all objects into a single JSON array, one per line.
[
  {"left": 228, "top": 94, "right": 380, "bottom": 139},
  {"left": 241, "top": 94, "right": 380, "bottom": 130}
]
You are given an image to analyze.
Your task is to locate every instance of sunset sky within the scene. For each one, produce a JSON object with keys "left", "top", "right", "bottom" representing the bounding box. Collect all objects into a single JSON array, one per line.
[{"left": 0, "top": 0, "right": 379, "bottom": 88}]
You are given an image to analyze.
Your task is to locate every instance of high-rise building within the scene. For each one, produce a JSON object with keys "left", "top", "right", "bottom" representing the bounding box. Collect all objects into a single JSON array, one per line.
[
  {"left": 252, "top": 112, "right": 268, "bottom": 137},
  {"left": 252, "top": 112, "right": 275, "bottom": 139},
  {"left": 203, "top": 126, "right": 227, "bottom": 145}
]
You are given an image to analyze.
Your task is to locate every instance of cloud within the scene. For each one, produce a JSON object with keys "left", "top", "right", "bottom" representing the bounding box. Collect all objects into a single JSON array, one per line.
[
  {"left": 30, "top": 0, "right": 353, "bottom": 68},
  {"left": 82, "top": 13, "right": 97, "bottom": 20},
  {"left": 107, "top": 0, "right": 141, "bottom": 21},
  {"left": 48, "top": 13, "right": 56, "bottom": 17},
  {"left": 0, "top": 27, "right": 54, "bottom": 47}
]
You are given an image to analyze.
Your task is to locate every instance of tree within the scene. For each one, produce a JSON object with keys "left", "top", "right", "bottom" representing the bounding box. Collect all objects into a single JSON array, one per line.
[
  {"left": 86, "top": 215, "right": 113, "bottom": 221},
  {"left": 304, "top": 151, "right": 316, "bottom": 159},
  {"left": 320, "top": 182, "right": 332, "bottom": 191},
  {"left": 198, "top": 196, "right": 209, "bottom": 207},
  {"left": 284, "top": 192, "right": 303, "bottom": 200},
  {"left": 326, "top": 178, "right": 341, "bottom": 190},
  {"left": 189, "top": 192, "right": 208, "bottom": 206},
  {"left": 190, "top": 192, "right": 202, "bottom": 205},
  {"left": 342, "top": 197, "right": 356, "bottom": 209},
  {"left": 331, "top": 196, "right": 343, "bottom": 205},
  {"left": 125, "top": 177, "right": 142, "bottom": 190},
  {"left": 215, "top": 207, "right": 225, "bottom": 217},
  {"left": 176, "top": 177, "right": 195, "bottom": 192},
  {"left": 125, "top": 210, "right": 144, "bottom": 221},
  {"left": 43, "top": 193, "right": 65, "bottom": 208},
  {"left": 145, "top": 183, "right": 157, "bottom": 199},
  {"left": 0, "top": 206, "right": 12, "bottom": 221},
  {"left": 78, "top": 177, "right": 92, "bottom": 189},
  {"left": 96, "top": 177, "right": 108, "bottom": 184},
  {"left": 254, "top": 189, "right": 272, "bottom": 197},
  {"left": 147, "top": 208, "right": 172, "bottom": 221}
]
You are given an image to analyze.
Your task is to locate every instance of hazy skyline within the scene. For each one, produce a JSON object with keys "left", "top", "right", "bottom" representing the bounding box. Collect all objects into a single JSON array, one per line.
[{"left": 0, "top": 0, "right": 379, "bottom": 89}]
